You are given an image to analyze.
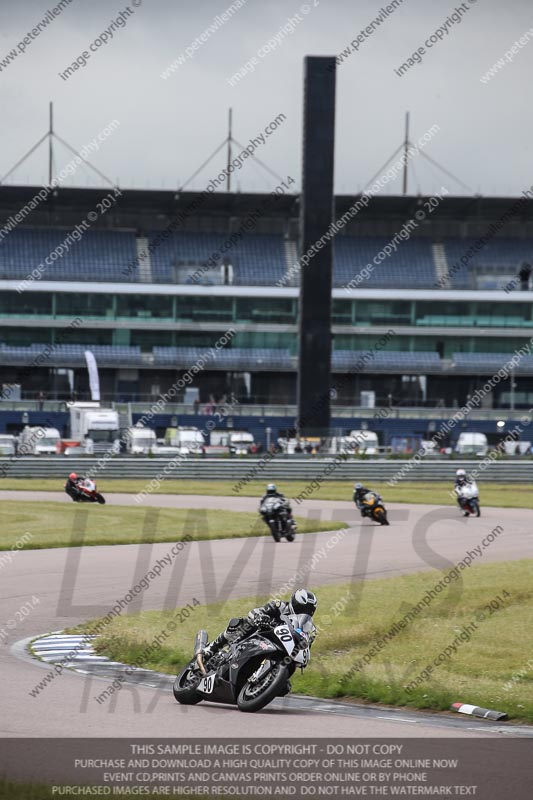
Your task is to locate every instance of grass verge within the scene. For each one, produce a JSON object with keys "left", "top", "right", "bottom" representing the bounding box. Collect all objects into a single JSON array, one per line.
[
  {"left": 0, "top": 779, "right": 56, "bottom": 800},
  {"left": 1, "top": 478, "right": 533, "bottom": 508},
  {"left": 0, "top": 501, "right": 345, "bottom": 550},
  {"left": 77, "top": 560, "right": 533, "bottom": 723},
  {"left": 0, "top": 779, "right": 219, "bottom": 800}
]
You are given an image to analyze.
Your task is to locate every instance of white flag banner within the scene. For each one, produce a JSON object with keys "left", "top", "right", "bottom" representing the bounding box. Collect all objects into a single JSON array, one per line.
[{"left": 84, "top": 351, "right": 100, "bottom": 402}]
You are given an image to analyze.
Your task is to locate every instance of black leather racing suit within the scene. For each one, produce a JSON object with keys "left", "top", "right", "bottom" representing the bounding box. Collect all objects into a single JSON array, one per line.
[
  {"left": 65, "top": 477, "right": 83, "bottom": 501},
  {"left": 203, "top": 599, "right": 292, "bottom": 661}
]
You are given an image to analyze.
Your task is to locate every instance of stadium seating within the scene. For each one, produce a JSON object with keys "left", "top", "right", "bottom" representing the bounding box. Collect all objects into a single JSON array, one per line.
[
  {"left": 0, "top": 229, "right": 139, "bottom": 282},
  {"left": 1, "top": 227, "right": 531, "bottom": 290},
  {"left": 451, "top": 352, "right": 533, "bottom": 374},
  {"left": 443, "top": 238, "right": 533, "bottom": 289},
  {"left": 332, "top": 237, "right": 435, "bottom": 289},
  {"left": 332, "top": 350, "right": 442, "bottom": 372},
  {"left": 153, "top": 347, "right": 294, "bottom": 370},
  {"left": 147, "top": 232, "right": 287, "bottom": 285},
  {"left": 0, "top": 344, "right": 141, "bottom": 366}
]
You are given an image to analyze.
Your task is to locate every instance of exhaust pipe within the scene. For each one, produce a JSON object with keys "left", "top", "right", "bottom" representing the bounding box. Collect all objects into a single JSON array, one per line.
[{"left": 194, "top": 630, "right": 208, "bottom": 675}]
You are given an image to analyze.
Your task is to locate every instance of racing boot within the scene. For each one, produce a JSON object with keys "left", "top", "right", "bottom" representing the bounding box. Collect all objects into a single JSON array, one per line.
[
  {"left": 202, "top": 632, "right": 227, "bottom": 664},
  {"left": 203, "top": 618, "right": 244, "bottom": 663}
]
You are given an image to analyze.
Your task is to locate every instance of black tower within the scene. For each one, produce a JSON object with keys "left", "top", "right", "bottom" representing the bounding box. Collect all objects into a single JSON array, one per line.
[{"left": 297, "top": 56, "right": 336, "bottom": 436}]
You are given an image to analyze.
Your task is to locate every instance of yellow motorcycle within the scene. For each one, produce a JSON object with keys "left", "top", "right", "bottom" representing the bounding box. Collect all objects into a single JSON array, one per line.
[{"left": 358, "top": 492, "right": 389, "bottom": 525}]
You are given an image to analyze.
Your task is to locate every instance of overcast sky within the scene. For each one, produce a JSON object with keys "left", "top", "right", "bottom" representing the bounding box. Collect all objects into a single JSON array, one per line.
[{"left": 0, "top": 0, "right": 530, "bottom": 197}]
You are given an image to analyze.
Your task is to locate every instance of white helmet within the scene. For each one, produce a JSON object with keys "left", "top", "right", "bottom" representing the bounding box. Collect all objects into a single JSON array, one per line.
[
  {"left": 456, "top": 469, "right": 466, "bottom": 478},
  {"left": 289, "top": 588, "right": 318, "bottom": 617}
]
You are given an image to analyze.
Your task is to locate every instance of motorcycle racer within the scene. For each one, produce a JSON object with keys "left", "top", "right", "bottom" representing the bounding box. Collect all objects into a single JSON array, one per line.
[
  {"left": 353, "top": 482, "right": 371, "bottom": 510},
  {"left": 65, "top": 472, "right": 84, "bottom": 501},
  {"left": 454, "top": 468, "right": 474, "bottom": 516},
  {"left": 202, "top": 588, "right": 318, "bottom": 664},
  {"left": 259, "top": 483, "right": 297, "bottom": 532}
]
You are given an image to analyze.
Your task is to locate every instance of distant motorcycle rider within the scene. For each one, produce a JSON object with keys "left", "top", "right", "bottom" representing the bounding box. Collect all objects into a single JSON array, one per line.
[
  {"left": 65, "top": 472, "right": 84, "bottom": 501},
  {"left": 202, "top": 588, "right": 318, "bottom": 664},
  {"left": 454, "top": 468, "right": 473, "bottom": 516},
  {"left": 353, "top": 482, "right": 385, "bottom": 518},
  {"left": 260, "top": 483, "right": 297, "bottom": 531},
  {"left": 353, "top": 482, "right": 371, "bottom": 509}
]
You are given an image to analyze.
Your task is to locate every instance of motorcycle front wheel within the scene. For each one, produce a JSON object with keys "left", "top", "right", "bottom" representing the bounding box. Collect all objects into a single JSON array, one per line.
[
  {"left": 173, "top": 663, "right": 202, "bottom": 705},
  {"left": 96, "top": 493, "right": 106, "bottom": 504},
  {"left": 268, "top": 519, "right": 281, "bottom": 542},
  {"left": 373, "top": 506, "right": 389, "bottom": 525},
  {"left": 237, "top": 662, "right": 289, "bottom": 713}
]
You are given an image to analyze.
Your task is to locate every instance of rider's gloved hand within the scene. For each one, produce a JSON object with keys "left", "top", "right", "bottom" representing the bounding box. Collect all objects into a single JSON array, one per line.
[{"left": 248, "top": 611, "right": 271, "bottom": 628}]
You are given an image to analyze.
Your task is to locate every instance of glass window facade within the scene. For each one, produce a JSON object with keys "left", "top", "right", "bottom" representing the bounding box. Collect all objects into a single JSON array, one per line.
[
  {"left": 2, "top": 293, "right": 533, "bottom": 364},
  {"left": 415, "top": 301, "right": 533, "bottom": 327},
  {"left": 0, "top": 292, "right": 532, "bottom": 328},
  {"left": 354, "top": 300, "right": 411, "bottom": 326},
  {"left": 0, "top": 291, "right": 52, "bottom": 316},
  {"left": 116, "top": 294, "right": 172, "bottom": 319},
  {"left": 56, "top": 293, "right": 114, "bottom": 319},
  {"left": 177, "top": 296, "right": 233, "bottom": 322},
  {"left": 332, "top": 299, "right": 352, "bottom": 324},
  {"left": 236, "top": 297, "right": 295, "bottom": 324}
]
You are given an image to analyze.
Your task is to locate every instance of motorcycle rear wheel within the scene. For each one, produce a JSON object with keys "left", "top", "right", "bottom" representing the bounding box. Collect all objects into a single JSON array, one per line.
[
  {"left": 173, "top": 664, "right": 202, "bottom": 705},
  {"left": 237, "top": 662, "right": 289, "bottom": 713}
]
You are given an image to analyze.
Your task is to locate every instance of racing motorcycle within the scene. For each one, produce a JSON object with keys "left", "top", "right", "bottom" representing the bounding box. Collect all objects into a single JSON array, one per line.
[
  {"left": 455, "top": 481, "right": 480, "bottom": 517},
  {"left": 173, "top": 613, "right": 315, "bottom": 713},
  {"left": 358, "top": 492, "right": 389, "bottom": 525},
  {"left": 259, "top": 496, "right": 295, "bottom": 542},
  {"left": 72, "top": 478, "right": 106, "bottom": 504}
]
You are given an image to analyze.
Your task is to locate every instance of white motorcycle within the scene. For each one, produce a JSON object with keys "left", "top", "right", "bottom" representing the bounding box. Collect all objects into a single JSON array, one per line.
[{"left": 455, "top": 481, "right": 480, "bottom": 517}]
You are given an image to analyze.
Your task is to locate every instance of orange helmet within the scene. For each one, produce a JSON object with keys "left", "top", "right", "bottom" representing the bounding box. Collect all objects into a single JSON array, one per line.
[{"left": 69, "top": 472, "right": 78, "bottom": 480}]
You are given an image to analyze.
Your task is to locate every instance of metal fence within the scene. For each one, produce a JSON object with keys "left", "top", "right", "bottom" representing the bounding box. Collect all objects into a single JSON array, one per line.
[
  {"left": 1, "top": 456, "right": 533, "bottom": 482},
  {"left": 0, "top": 399, "right": 531, "bottom": 421}
]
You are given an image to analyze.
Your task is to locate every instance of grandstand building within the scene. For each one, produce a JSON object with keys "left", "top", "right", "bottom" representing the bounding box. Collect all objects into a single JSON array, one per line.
[{"left": 1, "top": 185, "right": 533, "bottom": 444}]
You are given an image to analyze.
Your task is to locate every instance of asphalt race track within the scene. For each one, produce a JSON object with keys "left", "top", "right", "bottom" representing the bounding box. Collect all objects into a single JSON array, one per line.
[{"left": 1, "top": 492, "right": 532, "bottom": 739}]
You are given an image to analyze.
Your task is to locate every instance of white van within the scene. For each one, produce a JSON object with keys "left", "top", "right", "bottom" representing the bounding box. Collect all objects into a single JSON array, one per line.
[
  {"left": 347, "top": 430, "right": 379, "bottom": 455},
  {"left": 18, "top": 426, "right": 61, "bottom": 455},
  {"left": 126, "top": 426, "right": 157, "bottom": 454},
  {"left": 455, "top": 432, "right": 488, "bottom": 456},
  {"left": 0, "top": 434, "right": 16, "bottom": 456},
  {"left": 166, "top": 427, "right": 204, "bottom": 454}
]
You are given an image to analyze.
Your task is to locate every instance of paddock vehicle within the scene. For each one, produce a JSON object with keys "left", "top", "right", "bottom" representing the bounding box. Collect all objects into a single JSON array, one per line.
[
  {"left": 358, "top": 491, "right": 389, "bottom": 525},
  {"left": 455, "top": 481, "right": 480, "bottom": 517},
  {"left": 125, "top": 426, "right": 157, "bottom": 454},
  {"left": 18, "top": 426, "right": 61, "bottom": 455},
  {"left": 0, "top": 434, "right": 16, "bottom": 456},
  {"left": 455, "top": 432, "right": 488, "bottom": 457},
  {"left": 67, "top": 403, "right": 120, "bottom": 456},
  {"left": 173, "top": 613, "right": 315, "bottom": 713},
  {"left": 165, "top": 427, "right": 204, "bottom": 454},
  {"left": 228, "top": 431, "right": 255, "bottom": 454},
  {"left": 259, "top": 496, "right": 295, "bottom": 542},
  {"left": 349, "top": 429, "right": 379, "bottom": 455}
]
